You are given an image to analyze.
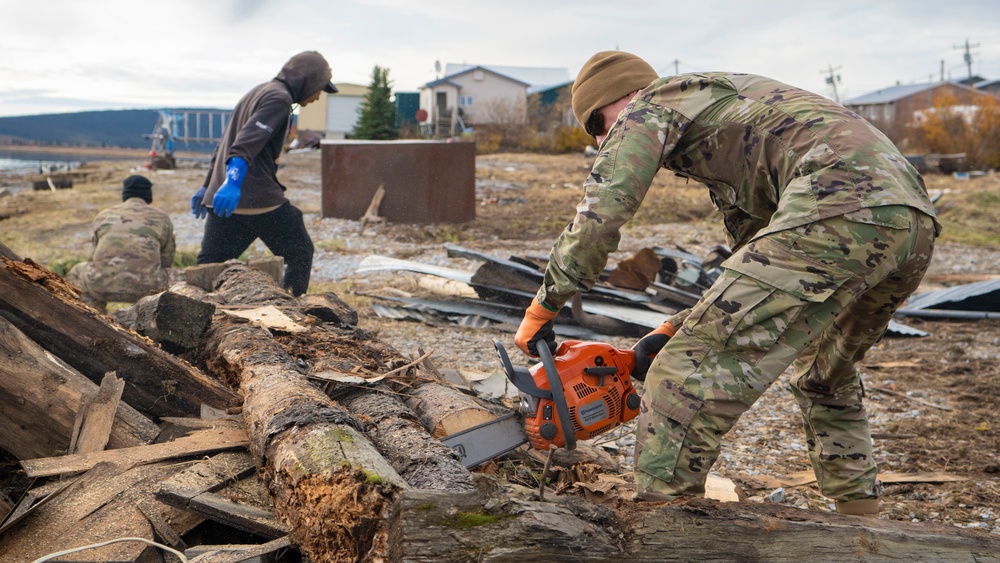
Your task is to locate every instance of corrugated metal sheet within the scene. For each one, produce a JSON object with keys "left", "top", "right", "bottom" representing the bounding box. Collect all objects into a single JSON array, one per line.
[
  {"left": 886, "top": 319, "right": 929, "bottom": 337},
  {"left": 904, "top": 279, "right": 1000, "bottom": 312},
  {"left": 843, "top": 82, "right": 935, "bottom": 105}
]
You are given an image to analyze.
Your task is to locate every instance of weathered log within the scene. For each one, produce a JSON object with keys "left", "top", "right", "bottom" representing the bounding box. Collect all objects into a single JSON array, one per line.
[
  {"left": 211, "top": 264, "right": 297, "bottom": 306},
  {"left": 404, "top": 381, "right": 497, "bottom": 438},
  {"left": 0, "top": 315, "right": 158, "bottom": 459},
  {"left": 299, "top": 292, "right": 359, "bottom": 326},
  {"left": 0, "top": 257, "right": 240, "bottom": 419},
  {"left": 202, "top": 317, "right": 407, "bottom": 562},
  {"left": 388, "top": 487, "right": 1000, "bottom": 562},
  {"left": 0, "top": 240, "right": 20, "bottom": 261},
  {"left": 185, "top": 257, "right": 284, "bottom": 293},
  {"left": 340, "top": 385, "right": 474, "bottom": 491},
  {"left": 112, "top": 290, "right": 217, "bottom": 352}
]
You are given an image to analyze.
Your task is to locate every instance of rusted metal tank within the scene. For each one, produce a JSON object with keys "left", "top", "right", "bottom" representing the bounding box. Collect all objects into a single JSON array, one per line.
[{"left": 320, "top": 140, "right": 475, "bottom": 224}]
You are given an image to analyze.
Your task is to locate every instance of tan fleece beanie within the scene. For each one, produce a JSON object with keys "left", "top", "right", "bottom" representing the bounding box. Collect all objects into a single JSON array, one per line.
[{"left": 572, "top": 51, "right": 659, "bottom": 129}]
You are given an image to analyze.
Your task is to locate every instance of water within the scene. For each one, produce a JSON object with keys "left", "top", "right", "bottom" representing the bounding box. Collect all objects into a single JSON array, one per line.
[{"left": 0, "top": 155, "right": 81, "bottom": 176}]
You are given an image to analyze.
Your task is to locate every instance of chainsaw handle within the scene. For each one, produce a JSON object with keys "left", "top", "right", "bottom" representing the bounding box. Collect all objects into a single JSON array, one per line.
[
  {"left": 538, "top": 343, "right": 576, "bottom": 451},
  {"left": 494, "top": 339, "right": 552, "bottom": 399}
]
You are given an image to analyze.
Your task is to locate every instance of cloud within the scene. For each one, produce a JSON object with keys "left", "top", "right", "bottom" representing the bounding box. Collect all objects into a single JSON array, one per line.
[{"left": 0, "top": 0, "right": 997, "bottom": 116}]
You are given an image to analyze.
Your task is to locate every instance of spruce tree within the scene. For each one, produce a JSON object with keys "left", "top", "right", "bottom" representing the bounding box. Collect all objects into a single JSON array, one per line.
[{"left": 352, "top": 65, "right": 398, "bottom": 140}]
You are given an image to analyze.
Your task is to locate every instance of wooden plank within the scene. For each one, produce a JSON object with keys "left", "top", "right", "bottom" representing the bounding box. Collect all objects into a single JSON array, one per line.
[
  {"left": 70, "top": 371, "right": 126, "bottom": 454},
  {"left": 137, "top": 500, "right": 188, "bottom": 551},
  {"left": 0, "top": 315, "right": 159, "bottom": 460},
  {"left": 186, "top": 536, "right": 292, "bottom": 563},
  {"left": 0, "top": 462, "right": 179, "bottom": 561},
  {"left": 0, "top": 490, "right": 11, "bottom": 524},
  {"left": 156, "top": 451, "right": 257, "bottom": 498},
  {"left": 154, "top": 452, "right": 279, "bottom": 540},
  {"left": 0, "top": 257, "right": 240, "bottom": 419},
  {"left": 20, "top": 426, "right": 249, "bottom": 478},
  {"left": 175, "top": 491, "right": 289, "bottom": 539},
  {"left": 0, "top": 479, "right": 75, "bottom": 535}
]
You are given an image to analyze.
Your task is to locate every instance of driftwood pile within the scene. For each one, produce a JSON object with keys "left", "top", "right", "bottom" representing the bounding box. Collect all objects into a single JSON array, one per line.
[{"left": 1, "top": 248, "right": 998, "bottom": 562}]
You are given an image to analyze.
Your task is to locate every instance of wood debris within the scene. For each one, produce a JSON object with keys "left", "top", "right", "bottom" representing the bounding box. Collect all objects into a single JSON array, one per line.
[{"left": 0, "top": 255, "right": 997, "bottom": 561}]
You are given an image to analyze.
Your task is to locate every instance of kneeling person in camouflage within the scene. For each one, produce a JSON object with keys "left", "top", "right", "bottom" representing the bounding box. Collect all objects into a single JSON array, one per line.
[
  {"left": 514, "top": 51, "right": 940, "bottom": 516},
  {"left": 68, "top": 175, "right": 176, "bottom": 313}
]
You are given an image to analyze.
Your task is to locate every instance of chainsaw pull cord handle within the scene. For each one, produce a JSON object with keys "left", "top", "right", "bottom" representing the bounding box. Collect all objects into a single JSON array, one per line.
[{"left": 538, "top": 343, "right": 576, "bottom": 451}]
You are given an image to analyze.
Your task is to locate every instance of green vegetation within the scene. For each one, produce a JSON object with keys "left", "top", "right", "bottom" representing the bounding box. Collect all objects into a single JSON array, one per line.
[
  {"left": 315, "top": 238, "right": 348, "bottom": 252},
  {"left": 173, "top": 248, "right": 199, "bottom": 269},
  {"left": 439, "top": 510, "right": 505, "bottom": 529},
  {"left": 934, "top": 183, "right": 1000, "bottom": 246},
  {"left": 353, "top": 66, "right": 399, "bottom": 141}
]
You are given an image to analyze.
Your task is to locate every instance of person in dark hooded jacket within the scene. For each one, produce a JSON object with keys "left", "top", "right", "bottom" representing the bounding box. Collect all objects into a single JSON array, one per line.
[{"left": 191, "top": 50, "right": 337, "bottom": 296}]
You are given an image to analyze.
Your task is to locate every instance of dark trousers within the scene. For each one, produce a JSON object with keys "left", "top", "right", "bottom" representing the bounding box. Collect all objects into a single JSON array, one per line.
[{"left": 196, "top": 202, "right": 314, "bottom": 296}]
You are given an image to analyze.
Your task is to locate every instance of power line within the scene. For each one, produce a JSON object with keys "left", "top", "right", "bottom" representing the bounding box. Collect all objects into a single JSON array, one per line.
[
  {"left": 953, "top": 38, "right": 980, "bottom": 87},
  {"left": 820, "top": 64, "right": 842, "bottom": 103}
]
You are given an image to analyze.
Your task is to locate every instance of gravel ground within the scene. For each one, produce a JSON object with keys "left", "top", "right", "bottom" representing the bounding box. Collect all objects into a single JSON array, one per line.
[{"left": 3, "top": 150, "right": 998, "bottom": 533}]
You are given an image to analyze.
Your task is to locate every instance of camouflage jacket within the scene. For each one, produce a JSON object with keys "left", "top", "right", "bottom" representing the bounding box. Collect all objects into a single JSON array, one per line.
[
  {"left": 538, "top": 73, "right": 940, "bottom": 308},
  {"left": 84, "top": 198, "right": 176, "bottom": 295}
]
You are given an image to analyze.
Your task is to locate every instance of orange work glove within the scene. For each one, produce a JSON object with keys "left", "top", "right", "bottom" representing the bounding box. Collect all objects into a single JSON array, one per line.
[
  {"left": 630, "top": 321, "right": 676, "bottom": 381},
  {"left": 514, "top": 297, "right": 559, "bottom": 356}
]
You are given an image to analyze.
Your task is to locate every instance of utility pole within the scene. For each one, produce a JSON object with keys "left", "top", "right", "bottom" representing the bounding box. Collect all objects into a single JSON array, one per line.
[
  {"left": 674, "top": 59, "right": 680, "bottom": 75},
  {"left": 953, "top": 38, "right": 980, "bottom": 87},
  {"left": 821, "top": 64, "right": 842, "bottom": 103}
]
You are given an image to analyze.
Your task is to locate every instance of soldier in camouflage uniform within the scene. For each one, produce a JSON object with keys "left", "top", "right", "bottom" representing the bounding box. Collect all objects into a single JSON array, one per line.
[
  {"left": 68, "top": 175, "right": 175, "bottom": 313},
  {"left": 514, "top": 51, "right": 940, "bottom": 515}
]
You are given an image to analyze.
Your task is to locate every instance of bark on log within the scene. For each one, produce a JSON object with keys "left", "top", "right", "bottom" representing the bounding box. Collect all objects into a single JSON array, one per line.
[
  {"left": 0, "top": 241, "right": 20, "bottom": 261},
  {"left": 112, "top": 290, "right": 217, "bottom": 352},
  {"left": 202, "top": 318, "right": 407, "bottom": 563},
  {"left": 299, "top": 292, "right": 359, "bottom": 326},
  {"left": 388, "top": 488, "right": 1000, "bottom": 562},
  {"left": 0, "top": 315, "right": 158, "bottom": 459},
  {"left": 211, "top": 264, "right": 297, "bottom": 306},
  {"left": 340, "top": 385, "right": 474, "bottom": 491},
  {"left": 0, "top": 257, "right": 240, "bottom": 419}
]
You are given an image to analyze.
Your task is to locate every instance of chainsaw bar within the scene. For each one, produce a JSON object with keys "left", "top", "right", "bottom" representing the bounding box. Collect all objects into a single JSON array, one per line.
[{"left": 441, "top": 412, "right": 529, "bottom": 468}]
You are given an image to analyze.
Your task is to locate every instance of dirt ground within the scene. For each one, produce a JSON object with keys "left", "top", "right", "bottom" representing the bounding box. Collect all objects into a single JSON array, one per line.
[{"left": 1, "top": 149, "right": 998, "bottom": 533}]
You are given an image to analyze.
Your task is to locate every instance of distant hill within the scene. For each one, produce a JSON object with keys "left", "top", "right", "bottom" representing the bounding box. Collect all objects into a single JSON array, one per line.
[{"left": 0, "top": 109, "right": 225, "bottom": 153}]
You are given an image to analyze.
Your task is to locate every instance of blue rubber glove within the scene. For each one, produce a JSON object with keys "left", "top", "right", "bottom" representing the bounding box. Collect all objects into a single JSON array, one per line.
[
  {"left": 212, "top": 156, "right": 248, "bottom": 218},
  {"left": 191, "top": 186, "right": 208, "bottom": 219}
]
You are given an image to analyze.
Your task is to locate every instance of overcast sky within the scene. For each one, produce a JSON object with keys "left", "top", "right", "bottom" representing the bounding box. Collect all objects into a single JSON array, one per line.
[{"left": 1, "top": 0, "right": 997, "bottom": 118}]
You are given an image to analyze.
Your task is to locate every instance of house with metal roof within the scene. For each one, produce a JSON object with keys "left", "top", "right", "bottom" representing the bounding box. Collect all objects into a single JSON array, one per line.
[
  {"left": 842, "top": 80, "right": 999, "bottom": 151},
  {"left": 975, "top": 78, "right": 1000, "bottom": 96},
  {"left": 418, "top": 64, "right": 569, "bottom": 137}
]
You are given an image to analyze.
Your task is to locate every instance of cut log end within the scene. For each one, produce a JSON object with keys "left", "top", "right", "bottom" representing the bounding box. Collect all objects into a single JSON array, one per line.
[{"left": 276, "top": 469, "right": 396, "bottom": 563}]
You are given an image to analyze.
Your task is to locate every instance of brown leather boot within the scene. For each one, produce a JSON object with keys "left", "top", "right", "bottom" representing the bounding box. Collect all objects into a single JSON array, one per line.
[{"left": 836, "top": 498, "right": 879, "bottom": 517}]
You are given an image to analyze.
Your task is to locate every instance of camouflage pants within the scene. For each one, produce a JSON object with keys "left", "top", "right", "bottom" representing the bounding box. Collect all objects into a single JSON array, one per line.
[
  {"left": 634, "top": 206, "right": 937, "bottom": 502},
  {"left": 67, "top": 262, "right": 173, "bottom": 313}
]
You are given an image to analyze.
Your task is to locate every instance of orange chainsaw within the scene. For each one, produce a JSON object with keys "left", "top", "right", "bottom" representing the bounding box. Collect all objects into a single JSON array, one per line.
[{"left": 442, "top": 339, "right": 642, "bottom": 467}]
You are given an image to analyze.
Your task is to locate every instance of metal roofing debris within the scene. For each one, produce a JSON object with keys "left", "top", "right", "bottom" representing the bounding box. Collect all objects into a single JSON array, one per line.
[
  {"left": 357, "top": 244, "right": 933, "bottom": 339},
  {"left": 897, "top": 278, "right": 1000, "bottom": 318},
  {"left": 886, "top": 320, "right": 929, "bottom": 337}
]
